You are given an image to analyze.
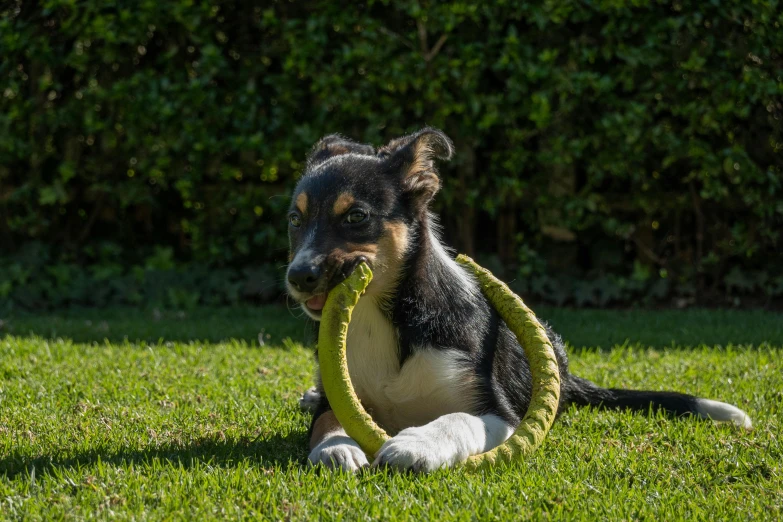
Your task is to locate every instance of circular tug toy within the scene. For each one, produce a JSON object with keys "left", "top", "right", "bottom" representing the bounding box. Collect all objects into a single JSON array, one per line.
[{"left": 317, "top": 255, "right": 561, "bottom": 470}]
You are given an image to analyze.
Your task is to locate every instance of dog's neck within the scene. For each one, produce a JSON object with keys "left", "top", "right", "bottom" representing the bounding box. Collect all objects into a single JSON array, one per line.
[
  {"left": 387, "top": 212, "right": 486, "bottom": 360},
  {"left": 408, "top": 212, "right": 477, "bottom": 293}
]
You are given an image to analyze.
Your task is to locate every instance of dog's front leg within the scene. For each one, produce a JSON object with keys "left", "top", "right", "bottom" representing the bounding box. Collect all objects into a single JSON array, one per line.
[
  {"left": 372, "top": 413, "right": 514, "bottom": 472},
  {"left": 308, "top": 410, "right": 369, "bottom": 471}
]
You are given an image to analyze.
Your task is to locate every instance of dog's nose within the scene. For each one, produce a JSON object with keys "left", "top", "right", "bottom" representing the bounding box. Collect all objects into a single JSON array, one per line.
[{"left": 287, "top": 263, "right": 322, "bottom": 293}]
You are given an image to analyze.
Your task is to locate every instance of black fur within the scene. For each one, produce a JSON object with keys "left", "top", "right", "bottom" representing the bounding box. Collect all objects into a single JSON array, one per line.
[{"left": 387, "top": 210, "right": 704, "bottom": 426}]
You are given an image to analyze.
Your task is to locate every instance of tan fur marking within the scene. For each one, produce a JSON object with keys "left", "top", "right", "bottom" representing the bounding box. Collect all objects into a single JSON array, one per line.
[
  {"left": 332, "top": 193, "right": 355, "bottom": 216},
  {"left": 409, "top": 139, "right": 435, "bottom": 178},
  {"left": 327, "top": 247, "right": 378, "bottom": 268},
  {"left": 310, "top": 411, "right": 342, "bottom": 450},
  {"left": 366, "top": 222, "right": 409, "bottom": 300},
  {"left": 295, "top": 193, "right": 308, "bottom": 214},
  {"left": 345, "top": 243, "right": 379, "bottom": 255},
  {"left": 401, "top": 141, "right": 441, "bottom": 197}
]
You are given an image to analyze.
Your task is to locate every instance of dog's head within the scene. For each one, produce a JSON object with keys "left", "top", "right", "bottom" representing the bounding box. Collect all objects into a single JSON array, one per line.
[{"left": 286, "top": 127, "right": 454, "bottom": 319}]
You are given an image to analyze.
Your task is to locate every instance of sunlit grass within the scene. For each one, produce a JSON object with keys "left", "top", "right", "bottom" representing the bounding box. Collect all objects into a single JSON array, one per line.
[{"left": 1, "top": 307, "right": 780, "bottom": 520}]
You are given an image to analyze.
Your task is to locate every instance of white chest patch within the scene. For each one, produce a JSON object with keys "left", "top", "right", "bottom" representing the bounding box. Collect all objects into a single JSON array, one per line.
[{"left": 345, "top": 298, "right": 478, "bottom": 433}]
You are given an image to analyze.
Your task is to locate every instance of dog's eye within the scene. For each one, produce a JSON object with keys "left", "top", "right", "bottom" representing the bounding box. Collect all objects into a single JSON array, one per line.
[
  {"left": 289, "top": 214, "right": 301, "bottom": 228},
  {"left": 345, "top": 209, "right": 368, "bottom": 224}
]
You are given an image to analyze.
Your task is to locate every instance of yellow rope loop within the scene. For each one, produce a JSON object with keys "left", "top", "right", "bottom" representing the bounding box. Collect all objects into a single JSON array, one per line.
[
  {"left": 317, "top": 256, "right": 560, "bottom": 469},
  {"left": 317, "top": 263, "right": 389, "bottom": 454},
  {"left": 456, "top": 255, "right": 561, "bottom": 470}
]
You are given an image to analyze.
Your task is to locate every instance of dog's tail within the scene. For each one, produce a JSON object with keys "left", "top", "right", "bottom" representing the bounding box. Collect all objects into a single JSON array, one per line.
[{"left": 565, "top": 375, "right": 752, "bottom": 429}]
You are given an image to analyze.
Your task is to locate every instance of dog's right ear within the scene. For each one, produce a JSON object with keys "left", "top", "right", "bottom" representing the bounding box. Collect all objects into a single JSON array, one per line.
[
  {"left": 380, "top": 127, "right": 454, "bottom": 206},
  {"left": 306, "top": 135, "right": 375, "bottom": 169}
]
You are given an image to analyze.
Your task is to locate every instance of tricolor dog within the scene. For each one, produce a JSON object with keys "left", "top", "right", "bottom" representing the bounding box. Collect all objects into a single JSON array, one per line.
[{"left": 286, "top": 127, "right": 752, "bottom": 472}]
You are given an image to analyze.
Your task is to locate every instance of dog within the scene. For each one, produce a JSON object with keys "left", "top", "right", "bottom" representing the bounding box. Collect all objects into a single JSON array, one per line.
[{"left": 285, "top": 127, "right": 752, "bottom": 472}]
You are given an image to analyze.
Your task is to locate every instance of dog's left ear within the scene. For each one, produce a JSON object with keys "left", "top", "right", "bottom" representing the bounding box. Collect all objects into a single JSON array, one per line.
[
  {"left": 307, "top": 135, "right": 375, "bottom": 169},
  {"left": 381, "top": 127, "right": 454, "bottom": 205}
]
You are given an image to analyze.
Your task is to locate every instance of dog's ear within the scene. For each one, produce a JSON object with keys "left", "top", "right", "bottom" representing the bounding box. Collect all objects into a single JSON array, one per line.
[
  {"left": 307, "top": 135, "right": 375, "bottom": 169},
  {"left": 380, "top": 127, "right": 454, "bottom": 205}
]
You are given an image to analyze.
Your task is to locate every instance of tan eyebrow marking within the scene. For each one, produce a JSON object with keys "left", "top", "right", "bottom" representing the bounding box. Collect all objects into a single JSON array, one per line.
[
  {"left": 295, "top": 192, "right": 308, "bottom": 214},
  {"left": 332, "top": 192, "right": 355, "bottom": 216}
]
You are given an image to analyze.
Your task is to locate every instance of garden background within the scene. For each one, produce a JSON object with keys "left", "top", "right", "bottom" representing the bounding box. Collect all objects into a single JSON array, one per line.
[
  {"left": 2, "top": 3, "right": 783, "bottom": 519},
  {"left": 2, "top": 0, "right": 782, "bottom": 310}
]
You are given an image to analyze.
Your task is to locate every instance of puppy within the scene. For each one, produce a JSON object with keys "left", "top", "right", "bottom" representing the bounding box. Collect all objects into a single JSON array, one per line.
[{"left": 286, "top": 128, "right": 752, "bottom": 472}]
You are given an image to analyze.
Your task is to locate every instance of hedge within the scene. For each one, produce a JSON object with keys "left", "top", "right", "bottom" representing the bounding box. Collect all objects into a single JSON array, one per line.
[{"left": 1, "top": 0, "right": 781, "bottom": 309}]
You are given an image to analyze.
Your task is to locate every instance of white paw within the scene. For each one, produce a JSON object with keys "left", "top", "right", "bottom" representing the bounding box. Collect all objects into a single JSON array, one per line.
[
  {"left": 298, "top": 387, "right": 321, "bottom": 413},
  {"left": 372, "top": 426, "right": 457, "bottom": 472},
  {"left": 308, "top": 436, "right": 369, "bottom": 472}
]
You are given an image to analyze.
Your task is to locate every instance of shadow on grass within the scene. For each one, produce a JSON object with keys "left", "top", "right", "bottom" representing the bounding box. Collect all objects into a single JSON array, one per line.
[
  {"left": 1, "top": 306, "right": 316, "bottom": 346},
  {"left": 3, "top": 305, "right": 781, "bottom": 349},
  {"left": 0, "top": 431, "right": 310, "bottom": 480},
  {"left": 540, "top": 306, "right": 783, "bottom": 349}
]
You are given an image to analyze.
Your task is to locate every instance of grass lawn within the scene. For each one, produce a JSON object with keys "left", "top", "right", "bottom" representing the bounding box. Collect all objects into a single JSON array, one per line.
[{"left": 1, "top": 306, "right": 781, "bottom": 520}]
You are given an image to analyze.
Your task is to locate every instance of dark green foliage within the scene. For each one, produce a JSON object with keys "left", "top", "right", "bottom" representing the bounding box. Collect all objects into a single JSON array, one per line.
[
  {"left": 1, "top": 0, "right": 781, "bottom": 308},
  {"left": 0, "top": 242, "right": 283, "bottom": 311}
]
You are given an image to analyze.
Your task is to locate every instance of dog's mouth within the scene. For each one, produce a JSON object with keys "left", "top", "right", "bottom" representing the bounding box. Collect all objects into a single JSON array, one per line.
[
  {"left": 288, "top": 255, "right": 371, "bottom": 320},
  {"left": 299, "top": 292, "right": 327, "bottom": 320},
  {"left": 305, "top": 294, "right": 327, "bottom": 312},
  {"left": 288, "top": 256, "right": 369, "bottom": 312}
]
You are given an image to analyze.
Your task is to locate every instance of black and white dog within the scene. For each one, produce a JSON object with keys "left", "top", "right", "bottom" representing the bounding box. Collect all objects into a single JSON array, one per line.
[{"left": 285, "top": 127, "right": 751, "bottom": 472}]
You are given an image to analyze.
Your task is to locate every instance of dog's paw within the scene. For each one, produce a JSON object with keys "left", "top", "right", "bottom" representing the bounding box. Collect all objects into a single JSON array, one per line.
[
  {"left": 308, "top": 436, "right": 369, "bottom": 472},
  {"left": 298, "top": 387, "right": 321, "bottom": 413},
  {"left": 372, "top": 426, "right": 457, "bottom": 472}
]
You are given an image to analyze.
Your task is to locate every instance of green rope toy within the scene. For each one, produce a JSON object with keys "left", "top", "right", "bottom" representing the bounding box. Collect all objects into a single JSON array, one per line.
[{"left": 317, "top": 255, "right": 561, "bottom": 470}]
